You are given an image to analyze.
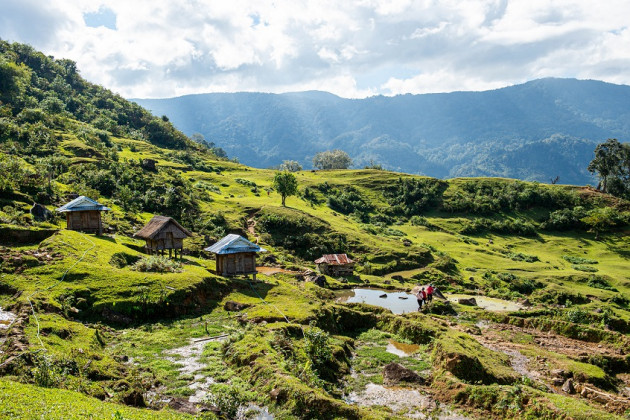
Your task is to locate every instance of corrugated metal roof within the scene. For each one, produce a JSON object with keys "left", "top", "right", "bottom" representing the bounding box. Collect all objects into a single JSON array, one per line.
[
  {"left": 314, "top": 254, "right": 354, "bottom": 265},
  {"left": 56, "top": 196, "right": 111, "bottom": 213},
  {"left": 204, "top": 234, "right": 266, "bottom": 255},
  {"left": 134, "top": 215, "right": 192, "bottom": 240}
]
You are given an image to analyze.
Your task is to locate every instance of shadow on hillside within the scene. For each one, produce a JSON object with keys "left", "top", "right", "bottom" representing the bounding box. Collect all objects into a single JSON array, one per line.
[{"left": 228, "top": 277, "right": 274, "bottom": 300}]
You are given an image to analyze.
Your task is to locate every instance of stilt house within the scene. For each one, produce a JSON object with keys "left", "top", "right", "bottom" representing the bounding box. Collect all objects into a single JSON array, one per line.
[
  {"left": 56, "top": 196, "right": 110, "bottom": 235},
  {"left": 205, "top": 234, "right": 266, "bottom": 279},
  {"left": 314, "top": 254, "right": 355, "bottom": 277},
  {"left": 134, "top": 216, "right": 192, "bottom": 258}
]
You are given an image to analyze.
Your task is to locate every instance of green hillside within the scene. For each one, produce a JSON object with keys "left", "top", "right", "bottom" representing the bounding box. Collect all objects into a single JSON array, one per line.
[{"left": 2, "top": 40, "right": 630, "bottom": 419}]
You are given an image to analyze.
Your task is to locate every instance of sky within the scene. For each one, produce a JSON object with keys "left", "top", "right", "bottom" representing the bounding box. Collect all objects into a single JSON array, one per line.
[{"left": 1, "top": 0, "right": 629, "bottom": 99}]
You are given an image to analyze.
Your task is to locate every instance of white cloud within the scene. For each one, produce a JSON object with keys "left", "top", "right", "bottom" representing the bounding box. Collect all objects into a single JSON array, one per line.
[{"left": 1, "top": 0, "right": 629, "bottom": 98}]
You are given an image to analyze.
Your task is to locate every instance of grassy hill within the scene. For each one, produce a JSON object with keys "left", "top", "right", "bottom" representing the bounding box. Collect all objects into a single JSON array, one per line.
[{"left": 2, "top": 40, "right": 630, "bottom": 419}]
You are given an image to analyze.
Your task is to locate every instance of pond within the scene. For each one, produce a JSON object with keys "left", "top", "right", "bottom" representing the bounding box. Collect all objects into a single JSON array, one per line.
[
  {"left": 336, "top": 289, "right": 420, "bottom": 314},
  {"left": 337, "top": 289, "right": 521, "bottom": 314}
]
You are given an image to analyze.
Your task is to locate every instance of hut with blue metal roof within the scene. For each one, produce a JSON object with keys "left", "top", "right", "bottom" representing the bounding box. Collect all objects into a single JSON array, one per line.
[
  {"left": 56, "top": 196, "right": 110, "bottom": 235},
  {"left": 205, "top": 234, "right": 266, "bottom": 279}
]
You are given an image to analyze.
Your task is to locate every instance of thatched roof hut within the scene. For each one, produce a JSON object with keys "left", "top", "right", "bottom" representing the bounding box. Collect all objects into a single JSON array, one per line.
[{"left": 134, "top": 215, "right": 192, "bottom": 258}]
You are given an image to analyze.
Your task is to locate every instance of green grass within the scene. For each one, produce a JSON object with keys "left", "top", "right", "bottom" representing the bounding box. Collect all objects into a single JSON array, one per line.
[
  {"left": 0, "top": 379, "right": 196, "bottom": 419},
  {"left": 3, "top": 117, "right": 630, "bottom": 420}
]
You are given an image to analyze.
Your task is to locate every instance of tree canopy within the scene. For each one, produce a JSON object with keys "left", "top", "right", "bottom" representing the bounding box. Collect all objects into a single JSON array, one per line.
[
  {"left": 279, "top": 160, "right": 302, "bottom": 172},
  {"left": 273, "top": 171, "right": 298, "bottom": 206},
  {"left": 312, "top": 149, "right": 352, "bottom": 170},
  {"left": 588, "top": 138, "right": 630, "bottom": 198}
]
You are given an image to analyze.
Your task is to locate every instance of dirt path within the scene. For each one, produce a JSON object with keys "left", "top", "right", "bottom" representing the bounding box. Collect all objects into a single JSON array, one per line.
[{"left": 247, "top": 218, "right": 259, "bottom": 244}]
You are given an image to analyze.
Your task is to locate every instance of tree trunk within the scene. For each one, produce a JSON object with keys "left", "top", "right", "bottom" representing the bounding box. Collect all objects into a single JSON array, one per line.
[{"left": 281, "top": 194, "right": 286, "bottom": 206}]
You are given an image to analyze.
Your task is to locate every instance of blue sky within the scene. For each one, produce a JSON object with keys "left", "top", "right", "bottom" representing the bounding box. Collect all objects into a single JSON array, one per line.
[{"left": 1, "top": 0, "right": 629, "bottom": 99}]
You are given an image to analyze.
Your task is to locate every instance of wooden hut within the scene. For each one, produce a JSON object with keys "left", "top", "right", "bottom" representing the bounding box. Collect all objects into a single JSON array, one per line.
[
  {"left": 56, "top": 196, "right": 110, "bottom": 235},
  {"left": 314, "top": 254, "right": 355, "bottom": 277},
  {"left": 205, "top": 234, "right": 266, "bottom": 279},
  {"left": 134, "top": 216, "right": 192, "bottom": 258}
]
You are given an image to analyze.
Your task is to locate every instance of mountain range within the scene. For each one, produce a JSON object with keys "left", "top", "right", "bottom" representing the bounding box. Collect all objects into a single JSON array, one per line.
[{"left": 133, "top": 78, "right": 630, "bottom": 185}]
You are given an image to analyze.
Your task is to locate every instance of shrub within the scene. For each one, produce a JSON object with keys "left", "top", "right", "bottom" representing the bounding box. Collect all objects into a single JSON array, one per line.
[
  {"left": 461, "top": 218, "right": 537, "bottom": 236},
  {"left": 132, "top": 255, "right": 182, "bottom": 273},
  {"left": 587, "top": 276, "right": 617, "bottom": 291},
  {"left": 109, "top": 252, "right": 140, "bottom": 268},
  {"left": 572, "top": 265, "right": 598, "bottom": 273},
  {"left": 541, "top": 206, "right": 588, "bottom": 230},
  {"left": 32, "top": 355, "right": 61, "bottom": 388},
  {"left": 562, "top": 255, "right": 597, "bottom": 265},
  {"left": 383, "top": 177, "right": 447, "bottom": 216},
  {"left": 565, "top": 307, "right": 590, "bottom": 324},
  {"left": 506, "top": 252, "right": 539, "bottom": 263}
]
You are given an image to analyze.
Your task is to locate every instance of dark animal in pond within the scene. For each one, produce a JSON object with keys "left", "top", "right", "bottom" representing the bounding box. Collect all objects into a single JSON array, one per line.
[
  {"left": 379, "top": 294, "right": 387, "bottom": 298},
  {"left": 398, "top": 296, "right": 408, "bottom": 300}
]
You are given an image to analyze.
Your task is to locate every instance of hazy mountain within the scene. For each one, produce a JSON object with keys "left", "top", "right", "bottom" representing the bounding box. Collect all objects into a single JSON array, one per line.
[{"left": 133, "top": 78, "right": 630, "bottom": 184}]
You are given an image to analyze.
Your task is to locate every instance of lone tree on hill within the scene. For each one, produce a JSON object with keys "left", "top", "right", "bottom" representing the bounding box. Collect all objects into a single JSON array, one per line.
[
  {"left": 588, "top": 138, "right": 628, "bottom": 193},
  {"left": 273, "top": 171, "right": 298, "bottom": 206},
  {"left": 312, "top": 149, "right": 352, "bottom": 170}
]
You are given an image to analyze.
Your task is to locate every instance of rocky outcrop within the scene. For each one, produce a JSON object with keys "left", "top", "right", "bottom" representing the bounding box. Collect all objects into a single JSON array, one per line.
[
  {"left": 224, "top": 301, "right": 250, "bottom": 312},
  {"left": 562, "top": 378, "right": 575, "bottom": 394},
  {"left": 383, "top": 362, "right": 425, "bottom": 385},
  {"left": 30, "top": 203, "right": 52, "bottom": 221},
  {"left": 458, "top": 297, "right": 477, "bottom": 306}
]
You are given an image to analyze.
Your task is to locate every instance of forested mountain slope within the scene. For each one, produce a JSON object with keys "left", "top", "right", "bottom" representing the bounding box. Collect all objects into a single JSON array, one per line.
[
  {"left": 2, "top": 40, "right": 630, "bottom": 419},
  {"left": 134, "top": 78, "right": 630, "bottom": 184}
]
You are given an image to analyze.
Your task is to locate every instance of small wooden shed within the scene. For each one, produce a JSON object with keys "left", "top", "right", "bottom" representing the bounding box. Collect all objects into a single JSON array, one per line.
[
  {"left": 56, "top": 196, "right": 110, "bottom": 235},
  {"left": 205, "top": 234, "right": 266, "bottom": 279},
  {"left": 314, "top": 254, "right": 355, "bottom": 277},
  {"left": 134, "top": 215, "right": 192, "bottom": 258}
]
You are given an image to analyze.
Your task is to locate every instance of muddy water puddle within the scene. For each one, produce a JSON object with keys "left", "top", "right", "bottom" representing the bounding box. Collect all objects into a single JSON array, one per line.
[
  {"left": 386, "top": 340, "right": 420, "bottom": 357},
  {"left": 446, "top": 294, "right": 522, "bottom": 312},
  {"left": 0, "top": 307, "right": 16, "bottom": 329},
  {"left": 338, "top": 288, "right": 521, "bottom": 313}
]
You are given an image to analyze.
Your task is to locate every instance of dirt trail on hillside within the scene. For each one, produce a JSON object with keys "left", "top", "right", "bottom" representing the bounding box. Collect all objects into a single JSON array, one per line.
[{"left": 247, "top": 218, "right": 259, "bottom": 244}]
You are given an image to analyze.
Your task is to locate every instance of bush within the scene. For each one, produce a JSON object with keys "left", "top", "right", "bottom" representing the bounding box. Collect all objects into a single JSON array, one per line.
[
  {"left": 444, "top": 180, "right": 578, "bottom": 214},
  {"left": 562, "top": 255, "right": 597, "bottom": 265},
  {"left": 109, "top": 252, "right": 140, "bottom": 268},
  {"left": 572, "top": 264, "right": 598, "bottom": 273},
  {"left": 587, "top": 276, "right": 617, "bottom": 291},
  {"left": 565, "top": 307, "right": 590, "bottom": 324},
  {"left": 132, "top": 255, "right": 182, "bottom": 273},
  {"left": 541, "top": 207, "right": 588, "bottom": 230},
  {"left": 461, "top": 218, "right": 537, "bottom": 236},
  {"left": 506, "top": 252, "right": 539, "bottom": 263},
  {"left": 383, "top": 177, "right": 447, "bottom": 216}
]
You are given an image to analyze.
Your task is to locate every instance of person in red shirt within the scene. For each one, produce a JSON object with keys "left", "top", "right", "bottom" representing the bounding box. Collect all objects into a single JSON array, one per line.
[{"left": 426, "top": 284, "right": 434, "bottom": 302}]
